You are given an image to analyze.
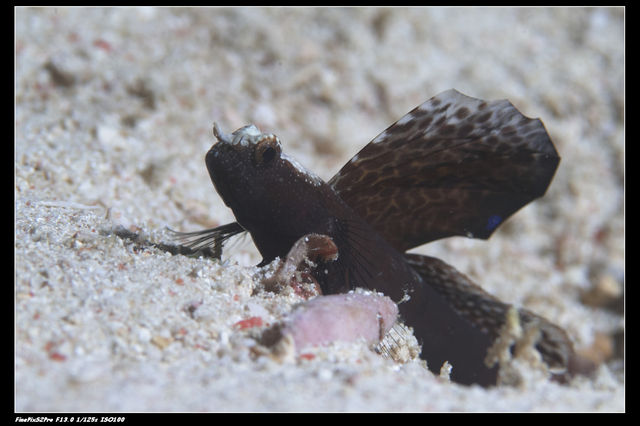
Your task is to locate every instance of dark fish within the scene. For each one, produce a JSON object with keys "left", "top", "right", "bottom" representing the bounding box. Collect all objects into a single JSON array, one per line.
[{"left": 176, "top": 89, "right": 583, "bottom": 386}]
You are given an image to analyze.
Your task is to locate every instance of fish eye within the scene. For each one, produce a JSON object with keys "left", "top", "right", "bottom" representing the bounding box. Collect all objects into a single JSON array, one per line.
[
  {"left": 254, "top": 136, "right": 281, "bottom": 165},
  {"left": 262, "top": 146, "right": 276, "bottom": 162}
]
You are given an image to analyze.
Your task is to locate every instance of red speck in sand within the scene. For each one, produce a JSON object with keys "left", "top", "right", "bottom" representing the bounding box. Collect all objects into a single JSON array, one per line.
[
  {"left": 299, "top": 353, "right": 315, "bottom": 361},
  {"left": 93, "top": 39, "right": 112, "bottom": 52},
  {"left": 49, "top": 352, "right": 67, "bottom": 362},
  {"left": 234, "top": 316, "right": 264, "bottom": 330}
]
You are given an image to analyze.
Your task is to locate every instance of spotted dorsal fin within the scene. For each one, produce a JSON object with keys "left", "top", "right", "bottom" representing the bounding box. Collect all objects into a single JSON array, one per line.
[{"left": 329, "top": 89, "right": 560, "bottom": 251}]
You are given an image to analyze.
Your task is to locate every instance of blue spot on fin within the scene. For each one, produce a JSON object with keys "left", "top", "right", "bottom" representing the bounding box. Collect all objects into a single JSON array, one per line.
[{"left": 486, "top": 214, "right": 502, "bottom": 232}]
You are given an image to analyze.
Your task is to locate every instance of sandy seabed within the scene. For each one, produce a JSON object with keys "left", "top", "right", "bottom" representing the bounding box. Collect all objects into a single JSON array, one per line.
[{"left": 15, "top": 7, "right": 624, "bottom": 412}]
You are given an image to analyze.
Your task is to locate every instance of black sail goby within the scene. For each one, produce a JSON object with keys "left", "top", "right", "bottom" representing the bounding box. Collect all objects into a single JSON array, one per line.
[{"left": 188, "top": 89, "right": 576, "bottom": 386}]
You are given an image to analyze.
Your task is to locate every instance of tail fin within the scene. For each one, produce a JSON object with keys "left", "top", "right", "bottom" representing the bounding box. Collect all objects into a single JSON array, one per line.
[{"left": 404, "top": 253, "right": 577, "bottom": 384}]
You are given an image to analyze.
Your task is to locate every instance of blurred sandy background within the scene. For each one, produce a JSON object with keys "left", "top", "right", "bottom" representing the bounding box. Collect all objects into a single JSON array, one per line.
[{"left": 15, "top": 7, "right": 623, "bottom": 411}]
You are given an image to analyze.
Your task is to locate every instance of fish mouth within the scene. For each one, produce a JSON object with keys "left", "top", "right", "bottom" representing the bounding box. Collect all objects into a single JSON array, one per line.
[{"left": 205, "top": 146, "right": 246, "bottom": 211}]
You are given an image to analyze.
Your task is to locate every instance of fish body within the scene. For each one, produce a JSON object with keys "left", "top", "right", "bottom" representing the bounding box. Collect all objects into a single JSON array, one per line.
[{"left": 189, "top": 90, "right": 577, "bottom": 386}]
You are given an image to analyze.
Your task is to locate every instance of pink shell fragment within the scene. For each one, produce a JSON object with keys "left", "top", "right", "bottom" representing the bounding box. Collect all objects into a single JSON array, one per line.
[{"left": 281, "top": 292, "right": 398, "bottom": 352}]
